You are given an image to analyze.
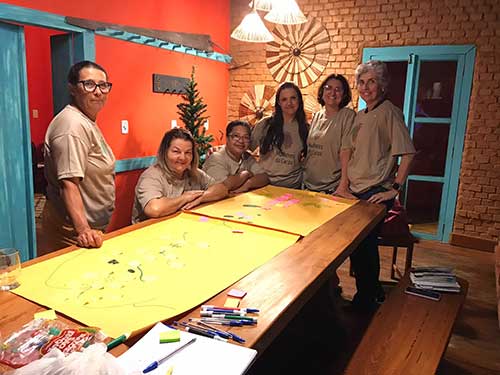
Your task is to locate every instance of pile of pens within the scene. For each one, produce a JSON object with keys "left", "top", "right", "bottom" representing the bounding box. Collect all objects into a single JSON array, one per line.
[{"left": 175, "top": 305, "right": 259, "bottom": 344}]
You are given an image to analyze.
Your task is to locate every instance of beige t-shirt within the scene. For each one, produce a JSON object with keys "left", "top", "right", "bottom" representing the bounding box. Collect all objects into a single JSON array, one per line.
[
  {"left": 132, "top": 164, "right": 215, "bottom": 223},
  {"left": 251, "top": 117, "right": 304, "bottom": 189},
  {"left": 44, "top": 105, "right": 115, "bottom": 230},
  {"left": 303, "top": 107, "right": 356, "bottom": 192},
  {"left": 348, "top": 100, "right": 416, "bottom": 194},
  {"left": 203, "top": 146, "right": 265, "bottom": 183}
]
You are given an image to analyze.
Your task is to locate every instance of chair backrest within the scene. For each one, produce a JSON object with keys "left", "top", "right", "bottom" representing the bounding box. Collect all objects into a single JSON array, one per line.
[{"left": 379, "top": 198, "right": 417, "bottom": 243}]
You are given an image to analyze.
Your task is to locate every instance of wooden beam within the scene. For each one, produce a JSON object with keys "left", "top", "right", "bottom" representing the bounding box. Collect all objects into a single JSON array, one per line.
[{"left": 66, "top": 17, "right": 213, "bottom": 52}]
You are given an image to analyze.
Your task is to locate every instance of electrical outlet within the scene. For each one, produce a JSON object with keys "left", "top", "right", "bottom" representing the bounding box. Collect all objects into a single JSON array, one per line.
[
  {"left": 171, "top": 120, "right": 178, "bottom": 129},
  {"left": 32, "top": 109, "right": 39, "bottom": 119},
  {"left": 204, "top": 120, "right": 209, "bottom": 130},
  {"left": 121, "top": 120, "right": 129, "bottom": 134}
]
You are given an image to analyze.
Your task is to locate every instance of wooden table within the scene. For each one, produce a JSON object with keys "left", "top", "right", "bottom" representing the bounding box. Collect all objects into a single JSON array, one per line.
[{"left": 0, "top": 201, "right": 384, "bottom": 370}]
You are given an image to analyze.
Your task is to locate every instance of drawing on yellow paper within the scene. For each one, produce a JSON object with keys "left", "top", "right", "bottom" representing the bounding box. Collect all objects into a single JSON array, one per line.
[
  {"left": 190, "top": 186, "right": 357, "bottom": 236},
  {"left": 13, "top": 213, "right": 299, "bottom": 337}
]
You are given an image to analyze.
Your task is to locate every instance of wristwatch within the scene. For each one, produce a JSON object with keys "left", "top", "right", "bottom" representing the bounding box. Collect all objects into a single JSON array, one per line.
[{"left": 391, "top": 182, "right": 402, "bottom": 191}]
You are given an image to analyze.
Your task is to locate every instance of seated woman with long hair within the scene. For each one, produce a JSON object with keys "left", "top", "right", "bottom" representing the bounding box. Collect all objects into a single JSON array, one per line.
[{"left": 132, "top": 128, "right": 228, "bottom": 223}]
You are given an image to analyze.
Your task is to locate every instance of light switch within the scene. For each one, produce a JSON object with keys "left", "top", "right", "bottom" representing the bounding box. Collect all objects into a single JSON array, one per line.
[
  {"left": 121, "top": 120, "right": 129, "bottom": 134},
  {"left": 32, "top": 109, "right": 39, "bottom": 119},
  {"left": 171, "top": 120, "right": 178, "bottom": 129},
  {"left": 204, "top": 120, "right": 209, "bottom": 130}
]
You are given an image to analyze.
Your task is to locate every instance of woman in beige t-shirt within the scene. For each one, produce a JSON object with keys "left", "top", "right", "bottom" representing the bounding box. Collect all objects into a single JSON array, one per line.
[
  {"left": 303, "top": 73, "right": 356, "bottom": 197},
  {"left": 42, "top": 61, "right": 115, "bottom": 254},
  {"left": 132, "top": 128, "right": 228, "bottom": 223},
  {"left": 349, "top": 60, "right": 416, "bottom": 311},
  {"left": 251, "top": 82, "right": 309, "bottom": 189}
]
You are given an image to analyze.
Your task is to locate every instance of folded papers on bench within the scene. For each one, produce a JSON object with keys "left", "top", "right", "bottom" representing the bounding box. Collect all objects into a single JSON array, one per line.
[{"left": 410, "top": 266, "right": 461, "bottom": 293}]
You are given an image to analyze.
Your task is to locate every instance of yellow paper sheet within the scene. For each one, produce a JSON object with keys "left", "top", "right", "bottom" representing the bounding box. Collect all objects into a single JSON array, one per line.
[
  {"left": 191, "top": 186, "right": 357, "bottom": 236},
  {"left": 14, "top": 213, "right": 298, "bottom": 337}
]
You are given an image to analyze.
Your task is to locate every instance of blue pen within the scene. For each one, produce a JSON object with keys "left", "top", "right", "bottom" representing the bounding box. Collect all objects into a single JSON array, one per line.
[
  {"left": 203, "top": 308, "right": 245, "bottom": 315},
  {"left": 194, "top": 320, "right": 246, "bottom": 344},
  {"left": 198, "top": 318, "right": 243, "bottom": 326},
  {"left": 228, "top": 332, "right": 246, "bottom": 343},
  {"left": 202, "top": 306, "right": 260, "bottom": 314},
  {"left": 142, "top": 337, "right": 196, "bottom": 373}
]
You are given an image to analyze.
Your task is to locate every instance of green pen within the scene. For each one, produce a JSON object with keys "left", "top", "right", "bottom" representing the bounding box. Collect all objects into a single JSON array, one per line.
[
  {"left": 200, "top": 311, "right": 257, "bottom": 322},
  {"left": 106, "top": 332, "right": 130, "bottom": 351}
]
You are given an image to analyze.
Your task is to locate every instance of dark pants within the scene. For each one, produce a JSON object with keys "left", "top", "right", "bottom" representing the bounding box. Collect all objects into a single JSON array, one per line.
[{"left": 350, "top": 186, "right": 394, "bottom": 304}]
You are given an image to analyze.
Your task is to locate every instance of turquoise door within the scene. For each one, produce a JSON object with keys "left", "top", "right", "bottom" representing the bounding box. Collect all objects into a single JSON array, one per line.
[
  {"left": 0, "top": 3, "right": 95, "bottom": 260},
  {"left": 0, "top": 22, "right": 35, "bottom": 261},
  {"left": 362, "top": 46, "right": 475, "bottom": 242}
]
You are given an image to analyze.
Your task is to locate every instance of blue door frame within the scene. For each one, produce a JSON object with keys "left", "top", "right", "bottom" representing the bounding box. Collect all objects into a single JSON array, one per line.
[
  {"left": 0, "top": 3, "right": 95, "bottom": 261},
  {"left": 361, "top": 45, "right": 476, "bottom": 242}
]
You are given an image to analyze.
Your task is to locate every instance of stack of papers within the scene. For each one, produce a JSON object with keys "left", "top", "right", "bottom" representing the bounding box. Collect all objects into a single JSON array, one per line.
[
  {"left": 410, "top": 266, "right": 461, "bottom": 293},
  {"left": 117, "top": 322, "right": 257, "bottom": 375}
]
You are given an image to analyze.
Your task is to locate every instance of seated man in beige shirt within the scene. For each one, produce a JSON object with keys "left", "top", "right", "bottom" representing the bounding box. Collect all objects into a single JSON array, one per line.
[{"left": 203, "top": 120, "right": 269, "bottom": 193}]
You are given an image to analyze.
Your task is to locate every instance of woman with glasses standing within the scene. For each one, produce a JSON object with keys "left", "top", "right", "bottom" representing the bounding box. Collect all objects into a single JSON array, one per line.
[
  {"left": 302, "top": 73, "right": 356, "bottom": 299},
  {"left": 303, "top": 74, "right": 356, "bottom": 198},
  {"left": 251, "top": 82, "right": 308, "bottom": 189},
  {"left": 203, "top": 120, "right": 268, "bottom": 193},
  {"left": 42, "top": 61, "right": 115, "bottom": 254}
]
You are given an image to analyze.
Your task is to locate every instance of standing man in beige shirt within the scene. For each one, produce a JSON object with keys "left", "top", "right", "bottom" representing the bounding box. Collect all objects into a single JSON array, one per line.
[{"left": 42, "top": 61, "right": 115, "bottom": 254}]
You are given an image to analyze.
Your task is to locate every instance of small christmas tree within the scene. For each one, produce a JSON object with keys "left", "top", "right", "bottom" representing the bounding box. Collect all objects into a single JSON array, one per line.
[{"left": 177, "top": 66, "right": 213, "bottom": 166}]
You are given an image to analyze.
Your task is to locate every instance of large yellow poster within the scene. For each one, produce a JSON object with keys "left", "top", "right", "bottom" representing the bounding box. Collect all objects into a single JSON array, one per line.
[
  {"left": 13, "top": 213, "right": 298, "bottom": 337},
  {"left": 191, "top": 186, "right": 357, "bottom": 236}
]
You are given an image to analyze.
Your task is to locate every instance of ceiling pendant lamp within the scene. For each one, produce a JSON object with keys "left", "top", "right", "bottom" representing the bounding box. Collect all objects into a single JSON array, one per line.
[
  {"left": 264, "top": 0, "right": 307, "bottom": 25},
  {"left": 231, "top": 1, "right": 274, "bottom": 43},
  {"left": 248, "top": 0, "right": 273, "bottom": 12}
]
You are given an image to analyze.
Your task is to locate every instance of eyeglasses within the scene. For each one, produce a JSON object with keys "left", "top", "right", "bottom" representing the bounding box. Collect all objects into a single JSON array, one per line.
[
  {"left": 323, "top": 85, "right": 343, "bottom": 93},
  {"left": 229, "top": 134, "right": 250, "bottom": 142},
  {"left": 78, "top": 80, "right": 113, "bottom": 93}
]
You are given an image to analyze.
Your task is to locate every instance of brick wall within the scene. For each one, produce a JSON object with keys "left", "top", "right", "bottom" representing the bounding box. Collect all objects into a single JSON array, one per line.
[{"left": 228, "top": 0, "right": 500, "bottom": 243}]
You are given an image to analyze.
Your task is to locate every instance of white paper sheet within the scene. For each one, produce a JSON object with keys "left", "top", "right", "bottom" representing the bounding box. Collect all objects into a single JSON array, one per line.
[{"left": 117, "top": 322, "right": 257, "bottom": 375}]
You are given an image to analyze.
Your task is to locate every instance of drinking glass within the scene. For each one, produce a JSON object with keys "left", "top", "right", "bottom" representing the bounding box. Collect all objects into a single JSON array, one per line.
[{"left": 0, "top": 248, "right": 21, "bottom": 291}]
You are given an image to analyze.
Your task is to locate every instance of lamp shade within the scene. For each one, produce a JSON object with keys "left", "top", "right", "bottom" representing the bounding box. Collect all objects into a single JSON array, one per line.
[
  {"left": 264, "top": 0, "right": 307, "bottom": 25},
  {"left": 231, "top": 10, "right": 274, "bottom": 43},
  {"left": 249, "top": 0, "right": 273, "bottom": 12}
]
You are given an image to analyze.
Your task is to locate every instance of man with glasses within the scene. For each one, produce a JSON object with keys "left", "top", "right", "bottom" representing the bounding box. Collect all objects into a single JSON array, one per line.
[
  {"left": 42, "top": 61, "right": 115, "bottom": 255},
  {"left": 203, "top": 120, "right": 268, "bottom": 193}
]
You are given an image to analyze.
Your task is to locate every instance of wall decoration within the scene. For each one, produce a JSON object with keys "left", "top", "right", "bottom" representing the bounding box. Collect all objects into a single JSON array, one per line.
[
  {"left": 239, "top": 84, "right": 276, "bottom": 125},
  {"left": 266, "top": 18, "right": 330, "bottom": 88},
  {"left": 303, "top": 93, "right": 321, "bottom": 120},
  {"left": 152, "top": 74, "right": 189, "bottom": 94}
]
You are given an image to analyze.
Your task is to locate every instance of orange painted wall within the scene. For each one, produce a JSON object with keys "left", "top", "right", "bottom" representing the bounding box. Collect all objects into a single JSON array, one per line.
[{"left": 6, "top": 0, "right": 230, "bottom": 230}]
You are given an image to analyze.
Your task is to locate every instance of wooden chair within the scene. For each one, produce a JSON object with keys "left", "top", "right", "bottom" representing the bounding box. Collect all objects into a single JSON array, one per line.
[
  {"left": 378, "top": 199, "right": 418, "bottom": 280},
  {"left": 379, "top": 232, "right": 418, "bottom": 280},
  {"left": 350, "top": 199, "right": 418, "bottom": 280}
]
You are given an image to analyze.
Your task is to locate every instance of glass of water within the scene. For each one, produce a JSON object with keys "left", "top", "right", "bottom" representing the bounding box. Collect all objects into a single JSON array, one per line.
[{"left": 0, "top": 248, "right": 21, "bottom": 291}]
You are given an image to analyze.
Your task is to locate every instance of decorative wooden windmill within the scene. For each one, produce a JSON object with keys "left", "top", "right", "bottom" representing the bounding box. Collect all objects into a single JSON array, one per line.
[
  {"left": 239, "top": 84, "right": 276, "bottom": 126},
  {"left": 266, "top": 18, "right": 330, "bottom": 88}
]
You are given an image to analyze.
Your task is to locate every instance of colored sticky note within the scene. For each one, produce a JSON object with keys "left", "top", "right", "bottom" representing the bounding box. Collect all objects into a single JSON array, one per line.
[
  {"left": 224, "top": 297, "right": 241, "bottom": 308},
  {"left": 199, "top": 216, "right": 209, "bottom": 222},
  {"left": 34, "top": 309, "right": 57, "bottom": 320},
  {"left": 159, "top": 330, "right": 181, "bottom": 343},
  {"left": 228, "top": 289, "right": 247, "bottom": 298}
]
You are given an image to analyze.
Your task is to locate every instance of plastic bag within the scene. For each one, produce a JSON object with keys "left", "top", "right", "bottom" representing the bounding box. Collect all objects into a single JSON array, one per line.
[
  {"left": 8, "top": 343, "right": 125, "bottom": 375},
  {"left": 0, "top": 318, "right": 104, "bottom": 368}
]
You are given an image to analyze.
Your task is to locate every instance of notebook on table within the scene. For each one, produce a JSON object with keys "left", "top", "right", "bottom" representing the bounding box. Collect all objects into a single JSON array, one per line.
[{"left": 117, "top": 322, "right": 257, "bottom": 375}]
